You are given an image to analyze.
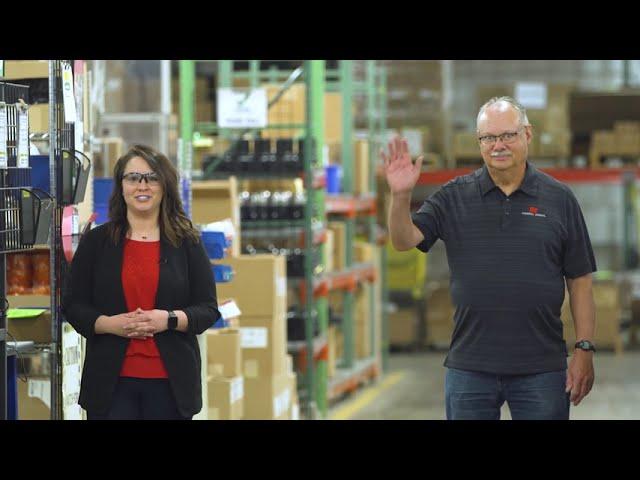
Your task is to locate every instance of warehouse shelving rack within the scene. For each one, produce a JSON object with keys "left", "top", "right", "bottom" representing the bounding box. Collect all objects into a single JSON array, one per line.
[
  {"left": 0, "top": 80, "right": 36, "bottom": 420},
  {"left": 322, "top": 61, "right": 390, "bottom": 402},
  {"left": 179, "top": 60, "right": 326, "bottom": 418},
  {"left": 178, "top": 60, "right": 388, "bottom": 419}
]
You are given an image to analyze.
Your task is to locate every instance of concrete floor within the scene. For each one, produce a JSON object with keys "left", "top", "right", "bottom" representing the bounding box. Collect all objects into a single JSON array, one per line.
[{"left": 330, "top": 350, "right": 640, "bottom": 420}]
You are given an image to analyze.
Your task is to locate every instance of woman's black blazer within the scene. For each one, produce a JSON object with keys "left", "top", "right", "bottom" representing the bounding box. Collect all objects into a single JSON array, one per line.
[{"left": 62, "top": 223, "right": 220, "bottom": 417}]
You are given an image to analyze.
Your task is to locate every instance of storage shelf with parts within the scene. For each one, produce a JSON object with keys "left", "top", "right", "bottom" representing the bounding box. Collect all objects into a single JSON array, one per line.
[{"left": 325, "top": 194, "right": 377, "bottom": 217}]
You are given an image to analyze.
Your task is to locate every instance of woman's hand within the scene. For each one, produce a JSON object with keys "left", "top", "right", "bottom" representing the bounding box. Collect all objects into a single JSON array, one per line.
[{"left": 122, "top": 308, "right": 168, "bottom": 337}]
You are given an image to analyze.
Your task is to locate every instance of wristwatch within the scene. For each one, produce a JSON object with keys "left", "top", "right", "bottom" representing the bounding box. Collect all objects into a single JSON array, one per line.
[
  {"left": 167, "top": 310, "right": 178, "bottom": 330},
  {"left": 575, "top": 340, "right": 596, "bottom": 353}
]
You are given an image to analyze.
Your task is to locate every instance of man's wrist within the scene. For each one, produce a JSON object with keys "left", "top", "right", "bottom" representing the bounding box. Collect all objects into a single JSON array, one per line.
[{"left": 574, "top": 339, "right": 596, "bottom": 353}]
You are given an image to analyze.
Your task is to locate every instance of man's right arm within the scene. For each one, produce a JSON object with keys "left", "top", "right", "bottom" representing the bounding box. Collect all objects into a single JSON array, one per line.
[{"left": 388, "top": 191, "right": 425, "bottom": 251}]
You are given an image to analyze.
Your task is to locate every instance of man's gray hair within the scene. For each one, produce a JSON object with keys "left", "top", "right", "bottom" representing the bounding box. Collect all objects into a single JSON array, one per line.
[{"left": 476, "top": 96, "right": 530, "bottom": 131}]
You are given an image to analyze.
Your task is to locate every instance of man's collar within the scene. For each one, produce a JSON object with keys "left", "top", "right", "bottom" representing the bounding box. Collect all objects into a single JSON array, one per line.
[{"left": 478, "top": 162, "right": 539, "bottom": 197}]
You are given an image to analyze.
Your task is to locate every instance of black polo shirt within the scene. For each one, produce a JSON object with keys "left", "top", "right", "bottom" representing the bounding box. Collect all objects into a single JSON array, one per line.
[{"left": 412, "top": 162, "right": 596, "bottom": 375}]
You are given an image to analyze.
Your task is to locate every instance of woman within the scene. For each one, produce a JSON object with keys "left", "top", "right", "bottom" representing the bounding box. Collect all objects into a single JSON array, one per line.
[{"left": 64, "top": 144, "right": 219, "bottom": 420}]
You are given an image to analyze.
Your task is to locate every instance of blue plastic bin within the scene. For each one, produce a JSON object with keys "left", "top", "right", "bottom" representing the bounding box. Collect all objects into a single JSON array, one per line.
[
  {"left": 29, "top": 155, "right": 51, "bottom": 194},
  {"left": 212, "top": 264, "right": 234, "bottom": 283},
  {"left": 325, "top": 164, "right": 342, "bottom": 194},
  {"left": 201, "top": 231, "right": 230, "bottom": 259},
  {"left": 93, "top": 178, "right": 114, "bottom": 202}
]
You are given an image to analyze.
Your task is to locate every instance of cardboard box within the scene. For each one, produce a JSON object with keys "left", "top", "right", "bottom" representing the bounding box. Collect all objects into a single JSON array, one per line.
[
  {"left": 538, "top": 130, "right": 571, "bottom": 157},
  {"left": 355, "top": 284, "right": 372, "bottom": 359},
  {"left": 205, "top": 328, "right": 242, "bottom": 378},
  {"left": 7, "top": 311, "right": 52, "bottom": 343},
  {"left": 327, "top": 324, "right": 338, "bottom": 378},
  {"left": 452, "top": 132, "right": 479, "bottom": 157},
  {"left": 18, "top": 376, "right": 51, "bottom": 420},
  {"left": 4, "top": 60, "right": 49, "bottom": 80},
  {"left": 287, "top": 372, "right": 298, "bottom": 419},
  {"left": 29, "top": 104, "right": 49, "bottom": 133},
  {"left": 327, "top": 222, "right": 346, "bottom": 271},
  {"left": 336, "top": 328, "right": 344, "bottom": 361},
  {"left": 243, "top": 373, "right": 291, "bottom": 420},
  {"left": 7, "top": 294, "right": 50, "bottom": 309},
  {"left": 290, "top": 401, "right": 300, "bottom": 420},
  {"left": 239, "top": 313, "right": 287, "bottom": 379},
  {"left": 354, "top": 241, "right": 375, "bottom": 264},
  {"left": 285, "top": 354, "right": 293, "bottom": 374},
  {"left": 424, "top": 282, "right": 454, "bottom": 347},
  {"left": 324, "top": 229, "right": 335, "bottom": 273},
  {"left": 354, "top": 140, "right": 370, "bottom": 195},
  {"left": 324, "top": 92, "right": 343, "bottom": 145},
  {"left": 263, "top": 83, "right": 306, "bottom": 139},
  {"left": 207, "top": 375, "right": 244, "bottom": 420},
  {"left": 215, "top": 254, "right": 287, "bottom": 318},
  {"left": 561, "top": 281, "right": 622, "bottom": 353},
  {"left": 389, "top": 307, "right": 417, "bottom": 345},
  {"left": 192, "top": 178, "right": 240, "bottom": 256}
]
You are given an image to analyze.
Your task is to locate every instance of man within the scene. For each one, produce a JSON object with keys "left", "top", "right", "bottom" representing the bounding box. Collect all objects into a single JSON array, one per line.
[{"left": 382, "top": 96, "right": 596, "bottom": 420}]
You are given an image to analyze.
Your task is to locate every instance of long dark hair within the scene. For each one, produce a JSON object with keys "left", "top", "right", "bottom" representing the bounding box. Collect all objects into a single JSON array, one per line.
[{"left": 107, "top": 144, "right": 200, "bottom": 247}]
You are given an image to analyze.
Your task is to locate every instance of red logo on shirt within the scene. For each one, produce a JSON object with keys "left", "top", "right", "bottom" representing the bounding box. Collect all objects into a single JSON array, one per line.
[{"left": 529, "top": 207, "right": 538, "bottom": 215}]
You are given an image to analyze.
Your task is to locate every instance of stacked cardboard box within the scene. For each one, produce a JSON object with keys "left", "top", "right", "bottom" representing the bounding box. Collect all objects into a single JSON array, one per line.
[
  {"left": 215, "top": 254, "right": 294, "bottom": 419},
  {"left": 192, "top": 178, "right": 240, "bottom": 256},
  {"left": 354, "top": 140, "right": 370, "bottom": 195},
  {"left": 205, "top": 328, "right": 244, "bottom": 420},
  {"left": 389, "top": 307, "right": 418, "bottom": 346},
  {"left": 327, "top": 222, "right": 346, "bottom": 272},
  {"left": 17, "top": 376, "right": 51, "bottom": 420},
  {"left": 3, "top": 60, "right": 49, "bottom": 132},
  {"left": 560, "top": 280, "right": 623, "bottom": 354},
  {"left": 355, "top": 283, "right": 372, "bottom": 359},
  {"left": 453, "top": 132, "right": 480, "bottom": 158},
  {"left": 424, "top": 281, "right": 454, "bottom": 348},
  {"left": 590, "top": 121, "right": 640, "bottom": 167},
  {"left": 382, "top": 61, "right": 443, "bottom": 154}
]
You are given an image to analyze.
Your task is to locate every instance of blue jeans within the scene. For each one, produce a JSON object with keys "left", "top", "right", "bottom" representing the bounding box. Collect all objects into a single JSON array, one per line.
[{"left": 445, "top": 368, "right": 570, "bottom": 420}]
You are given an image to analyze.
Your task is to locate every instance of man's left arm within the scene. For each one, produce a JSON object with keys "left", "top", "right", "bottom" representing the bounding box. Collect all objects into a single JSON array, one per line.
[{"left": 566, "top": 273, "right": 596, "bottom": 406}]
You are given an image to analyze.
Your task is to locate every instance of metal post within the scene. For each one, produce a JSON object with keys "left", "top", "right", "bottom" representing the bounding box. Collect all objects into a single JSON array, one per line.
[
  {"left": 179, "top": 61, "right": 195, "bottom": 218},
  {"left": 1, "top": 254, "right": 6, "bottom": 420},
  {"left": 160, "top": 60, "right": 171, "bottom": 156},
  {"left": 304, "top": 60, "right": 326, "bottom": 418},
  {"left": 218, "top": 61, "right": 233, "bottom": 141},
  {"left": 365, "top": 61, "right": 377, "bottom": 369},
  {"left": 378, "top": 65, "right": 390, "bottom": 372},
  {"left": 48, "top": 60, "right": 60, "bottom": 419},
  {"left": 249, "top": 60, "right": 260, "bottom": 89},
  {"left": 340, "top": 61, "right": 355, "bottom": 369}
]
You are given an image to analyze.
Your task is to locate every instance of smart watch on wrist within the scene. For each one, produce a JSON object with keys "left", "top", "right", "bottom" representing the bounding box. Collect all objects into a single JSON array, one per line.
[
  {"left": 575, "top": 340, "right": 596, "bottom": 353},
  {"left": 167, "top": 310, "right": 178, "bottom": 330}
]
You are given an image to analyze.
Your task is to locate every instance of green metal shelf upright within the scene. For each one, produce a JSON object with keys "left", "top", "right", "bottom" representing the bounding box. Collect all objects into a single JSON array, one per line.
[{"left": 324, "top": 61, "right": 388, "bottom": 399}]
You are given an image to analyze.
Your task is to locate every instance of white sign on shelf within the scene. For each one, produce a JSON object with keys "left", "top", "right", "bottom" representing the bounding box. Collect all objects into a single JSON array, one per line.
[
  {"left": 62, "top": 62, "right": 77, "bottom": 124},
  {"left": 17, "top": 107, "right": 29, "bottom": 168},
  {"left": 217, "top": 88, "right": 267, "bottom": 128},
  {"left": 514, "top": 82, "right": 547, "bottom": 110},
  {"left": 0, "top": 103, "right": 7, "bottom": 168}
]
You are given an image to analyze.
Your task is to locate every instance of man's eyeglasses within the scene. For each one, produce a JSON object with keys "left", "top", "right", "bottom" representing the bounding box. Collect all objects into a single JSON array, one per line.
[
  {"left": 478, "top": 127, "right": 526, "bottom": 146},
  {"left": 122, "top": 172, "right": 160, "bottom": 185}
]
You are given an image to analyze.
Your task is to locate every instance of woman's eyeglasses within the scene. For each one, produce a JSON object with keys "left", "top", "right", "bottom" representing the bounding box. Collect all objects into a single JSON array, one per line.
[{"left": 122, "top": 172, "right": 160, "bottom": 185}]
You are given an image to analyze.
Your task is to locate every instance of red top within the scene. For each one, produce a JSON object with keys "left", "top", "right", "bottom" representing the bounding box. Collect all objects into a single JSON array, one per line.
[{"left": 119, "top": 238, "right": 168, "bottom": 379}]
